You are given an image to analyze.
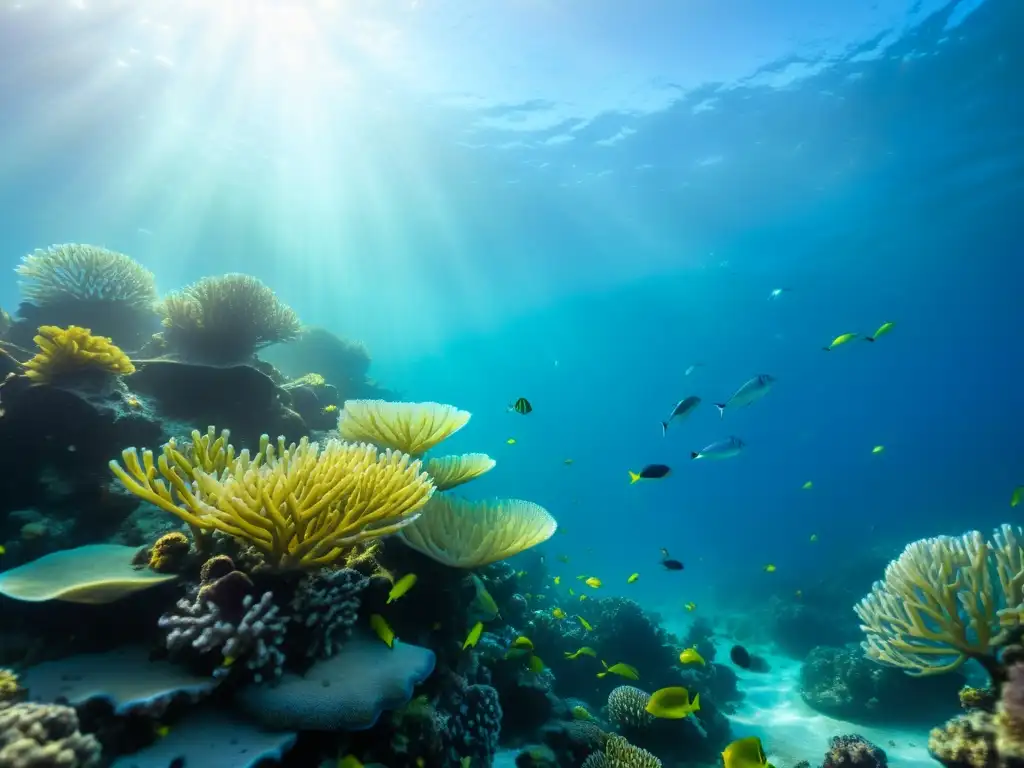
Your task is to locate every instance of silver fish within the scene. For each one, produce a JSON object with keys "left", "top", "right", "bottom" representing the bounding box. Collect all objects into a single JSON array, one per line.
[
  {"left": 715, "top": 374, "right": 776, "bottom": 418},
  {"left": 691, "top": 436, "right": 746, "bottom": 460},
  {"left": 661, "top": 396, "right": 701, "bottom": 436}
]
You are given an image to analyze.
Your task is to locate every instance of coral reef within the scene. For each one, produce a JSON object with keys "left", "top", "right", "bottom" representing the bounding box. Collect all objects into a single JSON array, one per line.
[
  {"left": 289, "top": 568, "right": 370, "bottom": 659},
  {"left": 22, "top": 326, "right": 135, "bottom": 385},
  {"left": 158, "top": 273, "right": 302, "bottom": 364},
  {"left": 822, "top": 735, "right": 888, "bottom": 768},
  {"left": 0, "top": 700, "right": 101, "bottom": 767},
  {"left": 606, "top": 686, "right": 654, "bottom": 733}
]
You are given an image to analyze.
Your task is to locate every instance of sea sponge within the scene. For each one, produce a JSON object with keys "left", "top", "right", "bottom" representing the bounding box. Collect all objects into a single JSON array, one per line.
[
  {"left": 16, "top": 243, "right": 156, "bottom": 309},
  {"left": 855, "top": 524, "right": 1024, "bottom": 677},
  {"left": 148, "top": 531, "right": 191, "bottom": 573},
  {"left": 338, "top": 400, "right": 471, "bottom": 456},
  {"left": 425, "top": 453, "right": 497, "bottom": 491},
  {"left": 398, "top": 495, "right": 557, "bottom": 568},
  {"left": 158, "top": 273, "right": 301, "bottom": 363},
  {"left": 110, "top": 437, "right": 435, "bottom": 569},
  {"left": 22, "top": 325, "right": 135, "bottom": 383},
  {"left": 607, "top": 686, "right": 655, "bottom": 731}
]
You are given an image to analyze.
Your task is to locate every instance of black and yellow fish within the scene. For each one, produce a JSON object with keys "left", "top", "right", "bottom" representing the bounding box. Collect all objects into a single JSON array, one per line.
[{"left": 509, "top": 397, "right": 533, "bottom": 415}]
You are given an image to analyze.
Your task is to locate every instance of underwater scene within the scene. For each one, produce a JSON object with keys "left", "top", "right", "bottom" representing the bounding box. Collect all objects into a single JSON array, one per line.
[{"left": 0, "top": 0, "right": 1021, "bottom": 767}]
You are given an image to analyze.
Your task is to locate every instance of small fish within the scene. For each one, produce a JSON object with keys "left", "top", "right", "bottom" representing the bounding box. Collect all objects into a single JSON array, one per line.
[
  {"left": 370, "top": 614, "right": 395, "bottom": 648},
  {"left": 722, "top": 736, "right": 772, "bottom": 768},
  {"left": 872, "top": 445, "right": 885, "bottom": 454},
  {"left": 222, "top": 654, "right": 237, "bottom": 667},
  {"left": 463, "top": 621, "right": 484, "bottom": 649},
  {"left": 802, "top": 481, "right": 813, "bottom": 490},
  {"left": 660, "top": 548, "right": 684, "bottom": 570},
  {"left": 155, "top": 725, "right": 171, "bottom": 738},
  {"left": 584, "top": 577, "right": 602, "bottom": 589},
  {"left": 0, "top": 545, "right": 5, "bottom": 556},
  {"left": 126, "top": 396, "right": 141, "bottom": 409},
  {"left": 417, "top": 759, "right": 426, "bottom": 768},
  {"left": 866, "top": 322, "right": 895, "bottom": 342},
  {"left": 795, "top": 589, "right": 803, "bottom": 598},
  {"left": 506, "top": 438, "right": 517, "bottom": 445},
  {"left": 527, "top": 655, "right": 545, "bottom": 673},
  {"left": 557, "top": 554, "right": 570, "bottom": 564},
  {"left": 685, "top": 363, "right": 704, "bottom": 376},
  {"left": 597, "top": 661, "right": 640, "bottom": 680},
  {"left": 824, "top": 332, "right": 858, "bottom": 351},
  {"left": 564, "top": 458, "right": 574, "bottom": 465},
  {"left": 579, "top": 595, "right": 588, "bottom": 601},
  {"left": 679, "top": 647, "right": 706, "bottom": 666},
  {"left": 809, "top": 534, "right": 818, "bottom": 543},
  {"left": 684, "top": 602, "right": 697, "bottom": 612},
  {"left": 768, "top": 287, "right": 791, "bottom": 300},
  {"left": 387, "top": 573, "right": 418, "bottom": 603},
  {"left": 509, "top": 397, "right": 533, "bottom": 415},
  {"left": 730, "top": 644, "right": 753, "bottom": 669},
  {"left": 169, "top": 758, "right": 187, "bottom": 768},
  {"left": 627, "top": 573, "right": 640, "bottom": 584},
  {"left": 662, "top": 396, "right": 701, "bottom": 435},
  {"left": 646, "top": 686, "right": 701, "bottom": 719},
  {"left": 565, "top": 647, "right": 598, "bottom": 660},
  {"left": 511, "top": 636, "right": 534, "bottom": 650},
  {"left": 568, "top": 587, "right": 575, "bottom": 596},
  {"left": 516, "top": 570, "right": 527, "bottom": 578},
  {"left": 323, "top": 404, "right": 338, "bottom": 413},
  {"left": 552, "top": 607, "right": 567, "bottom": 620},
  {"left": 338, "top": 756, "right": 364, "bottom": 768},
  {"left": 629, "top": 464, "right": 671, "bottom": 483},
  {"left": 1012, "top": 486, "right": 1024, "bottom": 508},
  {"left": 715, "top": 375, "right": 776, "bottom": 418},
  {"left": 553, "top": 576, "right": 561, "bottom": 585},
  {"left": 577, "top": 616, "right": 593, "bottom": 631},
  {"left": 691, "top": 437, "right": 745, "bottom": 460},
  {"left": 764, "top": 564, "right": 776, "bottom": 573},
  {"left": 461, "top": 758, "right": 472, "bottom": 768},
  {"left": 576, "top": 575, "right": 588, "bottom": 581},
  {"left": 572, "top": 705, "right": 595, "bottom": 720}
]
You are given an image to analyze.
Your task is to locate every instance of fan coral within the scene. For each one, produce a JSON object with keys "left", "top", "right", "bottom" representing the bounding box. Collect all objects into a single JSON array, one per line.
[
  {"left": 22, "top": 325, "right": 135, "bottom": 383},
  {"left": 855, "top": 525, "right": 1024, "bottom": 679},
  {"left": 338, "top": 400, "right": 471, "bottom": 456},
  {"left": 426, "top": 453, "right": 497, "bottom": 491},
  {"left": 289, "top": 568, "right": 370, "bottom": 659},
  {"left": 0, "top": 700, "right": 101, "bottom": 767},
  {"left": 159, "top": 273, "right": 301, "bottom": 363},
  {"left": 16, "top": 244, "right": 157, "bottom": 310},
  {"left": 160, "top": 589, "right": 287, "bottom": 682},
  {"left": 398, "top": 495, "right": 557, "bottom": 568},
  {"left": 607, "top": 686, "right": 655, "bottom": 731},
  {"left": 110, "top": 436, "right": 435, "bottom": 569}
]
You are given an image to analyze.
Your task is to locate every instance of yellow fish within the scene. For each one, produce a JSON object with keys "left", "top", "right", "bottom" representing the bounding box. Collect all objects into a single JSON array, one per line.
[
  {"left": 564, "top": 458, "right": 574, "bottom": 465},
  {"left": 802, "top": 481, "right": 813, "bottom": 490},
  {"left": 387, "top": 573, "right": 418, "bottom": 603},
  {"left": 338, "top": 756, "right": 363, "bottom": 768},
  {"left": 627, "top": 573, "right": 639, "bottom": 584},
  {"left": 722, "top": 736, "right": 774, "bottom": 768},
  {"left": 823, "top": 332, "right": 858, "bottom": 351},
  {"left": 564, "top": 647, "right": 597, "bottom": 660},
  {"left": 370, "top": 614, "right": 395, "bottom": 648},
  {"left": 553, "top": 576, "right": 561, "bottom": 585},
  {"left": 872, "top": 445, "right": 885, "bottom": 454},
  {"left": 764, "top": 564, "right": 777, "bottom": 573},
  {"left": 516, "top": 570, "right": 528, "bottom": 578},
  {"left": 464, "top": 622, "right": 484, "bottom": 650},
  {"left": 0, "top": 545, "right": 5, "bottom": 556},
  {"left": 579, "top": 595, "right": 588, "bottom": 602},
  {"left": 866, "top": 321, "right": 895, "bottom": 342},
  {"left": 679, "top": 647, "right": 706, "bottom": 666},
  {"left": 572, "top": 705, "right": 594, "bottom": 720},
  {"left": 222, "top": 654, "right": 237, "bottom": 667},
  {"left": 527, "top": 655, "right": 545, "bottom": 673},
  {"left": 155, "top": 725, "right": 171, "bottom": 738},
  {"left": 576, "top": 575, "right": 588, "bottom": 581},
  {"left": 1013, "top": 486, "right": 1024, "bottom": 508},
  {"left": 577, "top": 616, "right": 593, "bottom": 631},
  {"left": 645, "top": 686, "right": 700, "bottom": 719},
  {"left": 461, "top": 758, "right": 472, "bottom": 768},
  {"left": 684, "top": 602, "right": 697, "bottom": 612},
  {"left": 507, "top": 438, "right": 517, "bottom": 445},
  {"left": 809, "top": 534, "right": 818, "bottom": 543},
  {"left": 552, "top": 607, "right": 567, "bottom": 620},
  {"left": 597, "top": 661, "right": 640, "bottom": 680},
  {"left": 323, "top": 404, "right": 338, "bottom": 414},
  {"left": 511, "top": 636, "right": 534, "bottom": 650},
  {"left": 584, "top": 577, "right": 602, "bottom": 589},
  {"left": 569, "top": 588, "right": 575, "bottom": 596}
]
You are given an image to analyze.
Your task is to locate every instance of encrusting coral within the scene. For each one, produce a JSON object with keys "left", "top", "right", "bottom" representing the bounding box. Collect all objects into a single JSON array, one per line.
[
  {"left": 158, "top": 273, "right": 302, "bottom": 363},
  {"left": 398, "top": 495, "right": 558, "bottom": 568},
  {"left": 22, "top": 325, "right": 135, "bottom": 384},
  {"left": 855, "top": 524, "right": 1024, "bottom": 681},
  {"left": 111, "top": 435, "right": 436, "bottom": 569},
  {"left": 16, "top": 244, "right": 157, "bottom": 310}
]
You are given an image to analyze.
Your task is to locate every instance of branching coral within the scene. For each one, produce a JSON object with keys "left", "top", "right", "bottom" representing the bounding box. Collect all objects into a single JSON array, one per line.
[
  {"left": 158, "top": 273, "right": 301, "bottom": 363},
  {"left": 338, "top": 400, "right": 471, "bottom": 456},
  {"left": 16, "top": 244, "right": 157, "bottom": 310},
  {"left": 289, "top": 568, "right": 369, "bottom": 658},
  {"left": 855, "top": 525, "right": 1024, "bottom": 679},
  {"left": 398, "top": 495, "right": 557, "bottom": 568},
  {"left": 0, "top": 700, "right": 101, "bottom": 767},
  {"left": 22, "top": 325, "right": 135, "bottom": 383},
  {"left": 110, "top": 436, "right": 435, "bottom": 569}
]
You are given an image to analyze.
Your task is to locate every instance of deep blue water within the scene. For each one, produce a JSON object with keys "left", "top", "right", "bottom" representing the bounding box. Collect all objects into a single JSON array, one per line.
[{"left": 0, "top": 0, "right": 1020, "bottom": 614}]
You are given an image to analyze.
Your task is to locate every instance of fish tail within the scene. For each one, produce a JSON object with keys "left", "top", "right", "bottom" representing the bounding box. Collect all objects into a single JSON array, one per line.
[
  {"left": 660, "top": 421, "right": 669, "bottom": 436},
  {"left": 628, "top": 471, "right": 641, "bottom": 484},
  {"left": 714, "top": 403, "right": 726, "bottom": 418},
  {"left": 690, "top": 451, "right": 700, "bottom": 460}
]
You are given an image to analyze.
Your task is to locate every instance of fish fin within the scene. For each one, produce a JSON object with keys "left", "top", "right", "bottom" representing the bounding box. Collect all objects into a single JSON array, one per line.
[
  {"left": 690, "top": 452, "right": 699, "bottom": 460},
  {"left": 628, "top": 471, "right": 641, "bottom": 484},
  {"left": 714, "top": 403, "right": 725, "bottom": 418},
  {"left": 660, "top": 422, "right": 668, "bottom": 436}
]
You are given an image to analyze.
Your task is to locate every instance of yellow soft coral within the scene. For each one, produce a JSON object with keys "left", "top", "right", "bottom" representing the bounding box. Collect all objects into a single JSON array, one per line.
[
  {"left": 0, "top": 668, "right": 21, "bottom": 703},
  {"left": 22, "top": 325, "right": 135, "bottom": 383},
  {"left": 855, "top": 525, "right": 1024, "bottom": 677},
  {"left": 110, "top": 436, "right": 435, "bottom": 569}
]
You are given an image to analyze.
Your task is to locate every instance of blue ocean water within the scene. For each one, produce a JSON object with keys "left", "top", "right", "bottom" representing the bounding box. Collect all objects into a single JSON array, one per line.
[{"left": 0, "top": 0, "right": 1020, "bottom": 623}]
